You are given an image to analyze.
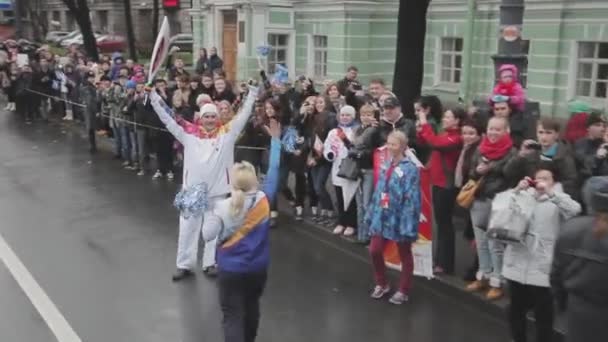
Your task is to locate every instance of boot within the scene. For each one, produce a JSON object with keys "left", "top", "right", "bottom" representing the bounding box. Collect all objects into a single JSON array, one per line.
[
  {"left": 171, "top": 269, "right": 193, "bottom": 282},
  {"left": 465, "top": 279, "right": 489, "bottom": 292},
  {"left": 486, "top": 287, "right": 504, "bottom": 301}
]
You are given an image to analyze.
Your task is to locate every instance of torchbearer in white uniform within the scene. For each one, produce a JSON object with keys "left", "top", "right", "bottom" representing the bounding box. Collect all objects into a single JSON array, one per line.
[{"left": 149, "top": 85, "right": 259, "bottom": 281}]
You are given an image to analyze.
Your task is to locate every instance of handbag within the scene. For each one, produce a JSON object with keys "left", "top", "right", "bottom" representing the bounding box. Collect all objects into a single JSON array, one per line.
[
  {"left": 486, "top": 189, "right": 534, "bottom": 244},
  {"left": 337, "top": 156, "right": 360, "bottom": 180},
  {"left": 335, "top": 128, "right": 360, "bottom": 180},
  {"left": 456, "top": 178, "right": 483, "bottom": 209}
]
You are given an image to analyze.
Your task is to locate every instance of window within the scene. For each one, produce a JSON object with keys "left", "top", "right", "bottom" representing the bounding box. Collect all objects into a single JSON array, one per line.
[
  {"left": 65, "top": 11, "right": 75, "bottom": 30},
  {"left": 520, "top": 39, "right": 530, "bottom": 88},
  {"left": 267, "top": 33, "right": 288, "bottom": 74},
  {"left": 52, "top": 11, "right": 60, "bottom": 23},
  {"left": 238, "top": 21, "right": 245, "bottom": 43},
  {"left": 439, "top": 37, "right": 463, "bottom": 84},
  {"left": 97, "top": 10, "right": 108, "bottom": 33},
  {"left": 576, "top": 42, "right": 608, "bottom": 99},
  {"left": 313, "top": 35, "right": 328, "bottom": 77}
]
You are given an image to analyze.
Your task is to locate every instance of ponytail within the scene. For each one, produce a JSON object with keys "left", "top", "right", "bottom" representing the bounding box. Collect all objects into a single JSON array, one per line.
[
  {"left": 230, "top": 189, "right": 246, "bottom": 217},
  {"left": 228, "top": 161, "right": 259, "bottom": 217}
]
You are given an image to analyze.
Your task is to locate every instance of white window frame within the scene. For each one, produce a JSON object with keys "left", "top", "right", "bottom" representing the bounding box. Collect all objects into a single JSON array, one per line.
[
  {"left": 312, "top": 35, "right": 328, "bottom": 78},
  {"left": 265, "top": 30, "right": 295, "bottom": 77},
  {"left": 574, "top": 41, "right": 608, "bottom": 101},
  {"left": 438, "top": 37, "right": 463, "bottom": 85}
]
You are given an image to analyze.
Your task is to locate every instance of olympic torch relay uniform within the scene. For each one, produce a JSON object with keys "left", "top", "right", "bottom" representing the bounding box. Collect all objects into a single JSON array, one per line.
[{"left": 149, "top": 87, "right": 258, "bottom": 270}]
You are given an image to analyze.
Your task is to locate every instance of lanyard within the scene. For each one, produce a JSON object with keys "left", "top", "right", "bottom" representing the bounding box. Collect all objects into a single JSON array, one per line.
[{"left": 384, "top": 163, "right": 398, "bottom": 190}]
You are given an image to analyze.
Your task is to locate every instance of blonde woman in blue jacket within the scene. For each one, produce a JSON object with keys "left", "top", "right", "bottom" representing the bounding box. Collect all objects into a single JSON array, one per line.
[{"left": 202, "top": 120, "right": 281, "bottom": 342}]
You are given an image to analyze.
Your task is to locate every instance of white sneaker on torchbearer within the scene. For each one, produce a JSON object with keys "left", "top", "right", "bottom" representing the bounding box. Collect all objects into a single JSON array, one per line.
[
  {"left": 370, "top": 285, "right": 390, "bottom": 299},
  {"left": 388, "top": 291, "right": 409, "bottom": 305}
]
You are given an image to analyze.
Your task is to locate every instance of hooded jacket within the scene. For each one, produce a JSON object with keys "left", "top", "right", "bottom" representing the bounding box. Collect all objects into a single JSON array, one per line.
[
  {"left": 489, "top": 64, "right": 526, "bottom": 112},
  {"left": 502, "top": 184, "right": 581, "bottom": 287}
]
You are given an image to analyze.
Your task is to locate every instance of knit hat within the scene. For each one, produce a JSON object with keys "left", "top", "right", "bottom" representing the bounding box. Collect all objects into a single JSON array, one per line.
[
  {"left": 568, "top": 100, "right": 591, "bottom": 115},
  {"left": 200, "top": 103, "right": 218, "bottom": 116},
  {"left": 340, "top": 105, "right": 356, "bottom": 117},
  {"left": 585, "top": 176, "right": 608, "bottom": 213},
  {"left": 125, "top": 80, "right": 137, "bottom": 89},
  {"left": 586, "top": 112, "right": 606, "bottom": 127}
]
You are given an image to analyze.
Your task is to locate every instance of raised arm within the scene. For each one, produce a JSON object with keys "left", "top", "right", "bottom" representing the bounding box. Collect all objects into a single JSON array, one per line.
[
  {"left": 262, "top": 121, "right": 283, "bottom": 202},
  {"left": 227, "top": 86, "right": 259, "bottom": 142},
  {"left": 149, "top": 89, "right": 186, "bottom": 144}
]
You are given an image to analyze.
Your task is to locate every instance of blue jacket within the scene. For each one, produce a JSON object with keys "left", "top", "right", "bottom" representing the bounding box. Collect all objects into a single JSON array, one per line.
[
  {"left": 203, "top": 138, "right": 281, "bottom": 273},
  {"left": 365, "top": 158, "right": 421, "bottom": 242}
]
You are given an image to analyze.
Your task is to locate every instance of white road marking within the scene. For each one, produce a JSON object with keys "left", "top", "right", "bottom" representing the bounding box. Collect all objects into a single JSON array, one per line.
[{"left": 0, "top": 233, "right": 82, "bottom": 342}]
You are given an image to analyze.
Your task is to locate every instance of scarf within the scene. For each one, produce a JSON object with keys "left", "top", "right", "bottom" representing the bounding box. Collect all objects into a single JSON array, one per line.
[
  {"left": 479, "top": 134, "right": 513, "bottom": 160},
  {"left": 541, "top": 143, "right": 558, "bottom": 160}
]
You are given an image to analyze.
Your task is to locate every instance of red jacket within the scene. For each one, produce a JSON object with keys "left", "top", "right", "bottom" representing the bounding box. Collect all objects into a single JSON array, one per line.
[{"left": 417, "top": 124, "right": 463, "bottom": 188}]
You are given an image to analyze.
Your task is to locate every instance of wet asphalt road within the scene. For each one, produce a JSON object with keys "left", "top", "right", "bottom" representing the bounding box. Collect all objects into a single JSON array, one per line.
[{"left": 0, "top": 112, "right": 509, "bottom": 342}]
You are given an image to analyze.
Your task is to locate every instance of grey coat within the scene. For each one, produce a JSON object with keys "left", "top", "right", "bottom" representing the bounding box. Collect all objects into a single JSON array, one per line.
[
  {"left": 502, "top": 184, "right": 581, "bottom": 287},
  {"left": 79, "top": 82, "right": 99, "bottom": 131}
]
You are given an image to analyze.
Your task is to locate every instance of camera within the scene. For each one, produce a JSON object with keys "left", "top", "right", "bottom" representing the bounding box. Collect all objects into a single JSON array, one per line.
[
  {"left": 527, "top": 179, "right": 537, "bottom": 187},
  {"left": 527, "top": 142, "right": 542, "bottom": 151},
  {"left": 351, "top": 82, "right": 362, "bottom": 91}
]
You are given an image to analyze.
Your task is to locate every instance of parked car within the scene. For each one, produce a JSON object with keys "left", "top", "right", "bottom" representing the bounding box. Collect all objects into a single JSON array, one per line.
[
  {"left": 97, "top": 34, "right": 127, "bottom": 53},
  {"left": 56, "top": 30, "right": 80, "bottom": 46},
  {"left": 169, "top": 33, "right": 193, "bottom": 52},
  {"left": 61, "top": 33, "right": 102, "bottom": 48},
  {"left": 45, "top": 31, "right": 70, "bottom": 44}
]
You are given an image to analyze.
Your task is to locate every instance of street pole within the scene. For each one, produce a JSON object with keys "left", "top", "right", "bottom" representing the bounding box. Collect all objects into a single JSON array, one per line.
[
  {"left": 491, "top": 0, "right": 526, "bottom": 85},
  {"left": 13, "top": 0, "right": 22, "bottom": 38},
  {"left": 460, "top": 0, "right": 476, "bottom": 105}
]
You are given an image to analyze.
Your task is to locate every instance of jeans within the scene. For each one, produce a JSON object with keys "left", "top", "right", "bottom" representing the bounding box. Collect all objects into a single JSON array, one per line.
[
  {"left": 508, "top": 281, "right": 554, "bottom": 342},
  {"left": 219, "top": 271, "right": 267, "bottom": 342},
  {"left": 432, "top": 186, "right": 458, "bottom": 273},
  {"left": 310, "top": 163, "right": 333, "bottom": 211},
  {"left": 369, "top": 236, "right": 413, "bottom": 294},
  {"left": 473, "top": 226, "right": 505, "bottom": 288},
  {"left": 307, "top": 169, "right": 318, "bottom": 209},
  {"left": 119, "top": 124, "right": 133, "bottom": 163},
  {"left": 111, "top": 120, "right": 122, "bottom": 157},
  {"left": 135, "top": 129, "right": 148, "bottom": 170},
  {"left": 356, "top": 170, "right": 374, "bottom": 242}
]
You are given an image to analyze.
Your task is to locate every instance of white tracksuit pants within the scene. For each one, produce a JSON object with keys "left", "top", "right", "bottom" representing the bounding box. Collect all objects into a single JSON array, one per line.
[{"left": 176, "top": 199, "right": 221, "bottom": 270}]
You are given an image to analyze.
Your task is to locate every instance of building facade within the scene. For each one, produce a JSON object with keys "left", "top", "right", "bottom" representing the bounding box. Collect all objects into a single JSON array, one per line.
[
  {"left": 39, "top": 0, "right": 191, "bottom": 49},
  {"left": 191, "top": 0, "right": 608, "bottom": 117}
]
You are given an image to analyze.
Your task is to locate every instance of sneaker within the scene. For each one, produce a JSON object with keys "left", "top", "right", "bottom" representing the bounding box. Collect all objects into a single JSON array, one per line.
[
  {"left": 311, "top": 206, "right": 318, "bottom": 216},
  {"left": 370, "top": 285, "right": 390, "bottom": 299},
  {"left": 171, "top": 269, "right": 193, "bottom": 282},
  {"left": 121, "top": 161, "right": 130, "bottom": 167},
  {"left": 486, "top": 287, "right": 504, "bottom": 301},
  {"left": 137, "top": 170, "right": 145, "bottom": 176},
  {"left": 124, "top": 164, "right": 136, "bottom": 170},
  {"left": 3, "top": 103, "right": 9, "bottom": 110},
  {"left": 343, "top": 227, "right": 355, "bottom": 236},
  {"left": 295, "top": 206, "right": 303, "bottom": 221},
  {"left": 333, "top": 225, "right": 345, "bottom": 235},
  {"left": 465, "top": 280, "right": 488, "bottom": 292},
  {"left": 202, "top": 265, "right": 218, "bottom": 277},
  {"left": 152, "top": 170, "right": 163, "bottom": 179},
  {"left": 389, "top": 291, "right": 409, "bottom": 305},
  {"left": 167, "top": 171, "right": 175, "bottom": 180}
]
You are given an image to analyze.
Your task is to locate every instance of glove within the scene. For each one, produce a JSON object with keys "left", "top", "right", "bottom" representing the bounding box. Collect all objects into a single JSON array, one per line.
[{"left": 348, "top": 150, "right": 361, "bottom": 159}]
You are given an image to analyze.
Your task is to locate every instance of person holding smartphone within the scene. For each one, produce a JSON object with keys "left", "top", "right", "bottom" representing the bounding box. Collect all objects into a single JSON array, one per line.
[{"left": 505, "top": 118, "right": 579, "bottom": 201}]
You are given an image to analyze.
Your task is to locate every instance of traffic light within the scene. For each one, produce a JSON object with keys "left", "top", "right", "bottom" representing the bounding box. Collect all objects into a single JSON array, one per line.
[{"left": 163, "top": 0, "right": 179, "bottom": 9}]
